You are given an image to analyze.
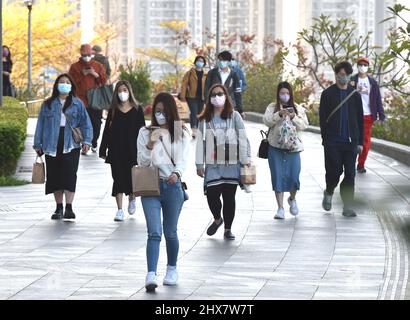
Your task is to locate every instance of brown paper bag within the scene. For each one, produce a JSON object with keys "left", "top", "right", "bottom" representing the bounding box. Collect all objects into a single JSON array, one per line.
[
  {"left": 132, "top": 165, "right": 160, "bottom": 197},
  {"left": 241, "top": 165, "right": 256, "bottom": 185},
  {"left": 32, "top": 156, "right": 45, "bottom": 184}
]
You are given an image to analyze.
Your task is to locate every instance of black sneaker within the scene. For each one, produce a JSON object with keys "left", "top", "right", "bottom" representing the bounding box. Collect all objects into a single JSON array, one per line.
[
  {"left": 51, "top": 208, "right": 64, "bottom": 220},
  {"left": 322, "top": 191, "right": 333, "bottom": 211},
  {"left": 342, "top": 208, "right": 357, "bottom": 217},
  {"left": 63, "top": 208, "right": 76, "bottom": 220},
  {"left": 224, "top": 230, "right": 235, "bottom": 240},
  {"left": 357, "top": 167, "right": 367, "bottom": 173},
  {"left": 206, "top": 218, "right": 224, "bottom": 236}
]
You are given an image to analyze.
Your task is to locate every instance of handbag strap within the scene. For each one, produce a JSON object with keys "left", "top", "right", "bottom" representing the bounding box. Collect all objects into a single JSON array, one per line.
[{"left": 326, "top": 89, "right": 357, "bottom": 124}]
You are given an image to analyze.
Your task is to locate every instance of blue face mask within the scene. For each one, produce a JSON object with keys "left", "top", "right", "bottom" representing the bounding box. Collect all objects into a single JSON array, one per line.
[
  {"left": 195, "top": 61, "right": 204, "bottom": 68},
  {"left": 58, "top": 83, "right": 72, "bottom": 94},
  {"left": 230, "top": 60, "right": 238, "bottom": 68},
  {"left": 218, "top": 60, "right": 229, "bottom": 69}
]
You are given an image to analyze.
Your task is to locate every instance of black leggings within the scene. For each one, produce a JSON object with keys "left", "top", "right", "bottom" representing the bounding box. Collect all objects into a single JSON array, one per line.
[{"left": 206, "top": 184, "right": 238, "bottom": 230}]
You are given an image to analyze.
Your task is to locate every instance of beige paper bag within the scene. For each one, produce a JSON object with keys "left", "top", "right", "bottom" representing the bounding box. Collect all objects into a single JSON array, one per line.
[
  {"left": 132, "top": 165, "right": 160, "bottom": 197},
  {"left": 32, "top": 156, "right": 45, "bottom": 184},
  {"left": 241, "top": 165, "right": 256, "bottom": 185}
]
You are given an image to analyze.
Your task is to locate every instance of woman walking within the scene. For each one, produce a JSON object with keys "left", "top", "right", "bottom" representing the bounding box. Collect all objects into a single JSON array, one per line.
[
  {"left": 137, "top": 92, "right": 190, "bottom": 291},
  {"left": 180, "top": 55, "right": 207, "bottom": 138},
  {"left": 33, "top": 74, "right": 93, "bottom": 220},
  {"left": 196, "top": 84, "right": 251, "bottom": 241},
  {"left": 99, "top": 80, "right": 146, "bottom": 222},
  {"left": 2, "top": 46, "right": 13, "bottom": 97},
  {"left": 263, "top": 81, "right": 309, "bottom": 220}
]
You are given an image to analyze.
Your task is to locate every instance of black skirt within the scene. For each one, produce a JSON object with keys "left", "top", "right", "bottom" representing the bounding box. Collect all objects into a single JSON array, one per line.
[
  {"left": 45, "top": 127, "right": 80, "bottom": 195},
  {"left": 110, "top": 161, "right": 133, "bottom": 197}
]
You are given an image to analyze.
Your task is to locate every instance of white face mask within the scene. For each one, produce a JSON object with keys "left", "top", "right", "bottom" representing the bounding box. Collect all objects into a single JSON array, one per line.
[
  {"left": 211, "top": 95, "right": 226, "bottom": 108},
  {"left": 118, "top": 92, "right": 129, "bottom": 102},
  {"left": 155, "top": 112, "right": 167, "bottom": 125},
  {"left": 358, "top": 65, "right": 369, "bottom": 74},
  {"left": 82, "top": 56, "right": 92, "bottom": 62}
]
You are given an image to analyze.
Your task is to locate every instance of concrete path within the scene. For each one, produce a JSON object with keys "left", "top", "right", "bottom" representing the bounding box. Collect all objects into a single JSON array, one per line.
[{"left": 0, "top": 119, "right": 409, "bottom": 300}]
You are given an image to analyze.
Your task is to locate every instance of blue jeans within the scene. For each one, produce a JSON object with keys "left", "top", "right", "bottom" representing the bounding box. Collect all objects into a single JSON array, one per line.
[
  {"left": 186, "top": 98, "right": 204, "bottom": 129},
  {"left": 141, "top": 180, "right": 184, "bottom": 272}
]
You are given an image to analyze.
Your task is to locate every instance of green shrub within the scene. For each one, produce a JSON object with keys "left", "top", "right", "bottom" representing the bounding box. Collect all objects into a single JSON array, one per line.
[
  {"left": 0, "top": 97, "right": 29, "bottom": 176},
  {"left": 0, "top": 176, "right": 30, "bottom": 186},
  {"left": 372, "top": 119, "right": 410, "bottom": 146}
]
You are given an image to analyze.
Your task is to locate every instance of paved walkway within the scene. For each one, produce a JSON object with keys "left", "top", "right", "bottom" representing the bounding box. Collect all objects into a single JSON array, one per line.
[{"left": 0, "top": 119, "right": 409, "bottom": 300}]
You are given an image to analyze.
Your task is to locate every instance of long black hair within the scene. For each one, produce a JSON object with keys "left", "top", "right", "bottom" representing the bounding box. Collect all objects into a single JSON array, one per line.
[
  {"left": 150, "top": 92, "right": 183, "bottom": 142},
  {"left": 2, "top": 46, "right": 13, "bottom": 66},
  {"left": 45, "top": 73, "right": 77, "bottom": 112},
  {"left": 109, "top": 80, "right": 140, "bottom": 126},
  {"left": 275, "top": 81, "right": 298, "bottom": 114}
]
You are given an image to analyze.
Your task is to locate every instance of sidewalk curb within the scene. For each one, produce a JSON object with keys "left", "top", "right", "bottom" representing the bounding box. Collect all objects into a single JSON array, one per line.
[{"left": 245, "top": 111, "right": 410, "bottom": 166}]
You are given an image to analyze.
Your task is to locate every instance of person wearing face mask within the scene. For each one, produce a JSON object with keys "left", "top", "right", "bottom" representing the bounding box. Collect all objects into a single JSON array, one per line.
[
  {"left": 99, "top": 81, "right": 146, "bottom": 222},
  {"left": 196, "top": 84, "right": 252, "bottom": 240},
  {"left": 350, "top": 57, "right": 386, "bottom": 174},
  {"left": 180, "top": 56, "right": 207, "bottom": 138},
  {"left": 319, "top": 61, "right": 364, "bottom": 218},
  {"left": 205, "top": 51, "right": 244, "bottom": 118},
  {"left": 2, "top": 46, "right": 14, "bottom": 97},
  {"left": 137, "top": 93, "right": 190, "bottom": 291},
  {"left": 69, "top": 44, "right": 107, "bottom": 154},
  {"left": 263, "top": 82, "right": 309, "bottom": 220},
  {"left": 229, "top": 58, "right": 247, "bottom": 92},
  {"left": 33, "top": 74, "right": 93, "bottom": 220}
]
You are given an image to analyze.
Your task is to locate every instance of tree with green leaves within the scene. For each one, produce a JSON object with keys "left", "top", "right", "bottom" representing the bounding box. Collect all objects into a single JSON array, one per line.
[{"left": 119, "top": 60, "right": 152, "bottom": 106}]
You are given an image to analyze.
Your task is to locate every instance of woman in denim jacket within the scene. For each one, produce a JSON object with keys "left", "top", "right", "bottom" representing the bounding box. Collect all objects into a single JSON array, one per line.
[{"left": 33, "top": 73, "right": 93, "bottom": 220}]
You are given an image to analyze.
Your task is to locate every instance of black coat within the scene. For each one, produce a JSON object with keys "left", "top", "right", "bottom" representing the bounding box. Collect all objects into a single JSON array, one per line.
[
  {"left": 319, "top": 84, "right": 364, "bottom": 146},
  {"left": 99, "top": 106, "right": 146, "bottom": 165},
  {"left": 205, "top": 67, "right": 243, "bottom": 113}
]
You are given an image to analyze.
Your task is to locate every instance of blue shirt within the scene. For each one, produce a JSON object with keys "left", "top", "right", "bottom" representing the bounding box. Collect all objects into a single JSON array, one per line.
[{"left": 329, "top": 89, "right": 350, "bottom": 143}]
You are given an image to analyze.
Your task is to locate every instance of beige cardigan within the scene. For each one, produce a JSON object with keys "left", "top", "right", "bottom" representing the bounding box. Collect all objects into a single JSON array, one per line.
[{"left": 262, "top": 103, "right": 309, "bottom": 152}]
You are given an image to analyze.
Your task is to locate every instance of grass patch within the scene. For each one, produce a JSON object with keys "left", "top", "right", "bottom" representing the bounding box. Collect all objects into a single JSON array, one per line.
[{"left": 0, "top": 176, "right": 31, "bottom": 186}]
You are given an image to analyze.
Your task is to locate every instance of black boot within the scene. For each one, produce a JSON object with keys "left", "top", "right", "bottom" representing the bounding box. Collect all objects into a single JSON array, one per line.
[
  {"left": 64, "top": 204, "right": 76, "bottom": 220},
  {"left": 51, "top": 208, "right": 64, "bottom": 220}
]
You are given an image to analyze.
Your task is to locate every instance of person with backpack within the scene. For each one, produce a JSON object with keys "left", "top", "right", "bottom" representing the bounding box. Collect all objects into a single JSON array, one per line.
[
  {"left": 319, "top": 61, "right": 364, "bottom": 218},
  {"left": 99, "top": 80, "right": 146, "bottom": 222},
  {"left": 180, "top": 55, "right": 207, "bottom": 138},
  {"left": 262, "top": 82, "right": 309, "bottom": 220}
]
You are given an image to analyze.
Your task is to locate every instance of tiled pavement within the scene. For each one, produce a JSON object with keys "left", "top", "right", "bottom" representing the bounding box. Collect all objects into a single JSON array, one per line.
[{"left": 0, "top": 119, "right": 409, "bottom": 300}]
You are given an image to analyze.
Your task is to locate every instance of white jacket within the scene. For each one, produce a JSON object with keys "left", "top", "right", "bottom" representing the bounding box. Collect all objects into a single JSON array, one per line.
[
  {"left": 137, "top": 126, "right": 190, "bottom": 179},
  {"left": 262, "top": 103, "right": 309, "bottom": 152}
]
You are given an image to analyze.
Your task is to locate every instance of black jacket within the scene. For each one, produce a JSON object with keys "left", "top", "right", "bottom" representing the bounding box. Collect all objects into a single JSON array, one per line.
[
  {"left": 93, "top": 54, "right": 111, "bottom": 77},
  {"left": 205, "top": 67, "right": 243, "bottom": 113},
  {"left": 319, "top": 84, "right": 364, "bottom": 146}
]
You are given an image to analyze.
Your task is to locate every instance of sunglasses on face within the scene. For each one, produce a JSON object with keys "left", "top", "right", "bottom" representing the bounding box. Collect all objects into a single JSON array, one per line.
[{"left": 210, "top": 92, "right": 225, "bottom": 98}]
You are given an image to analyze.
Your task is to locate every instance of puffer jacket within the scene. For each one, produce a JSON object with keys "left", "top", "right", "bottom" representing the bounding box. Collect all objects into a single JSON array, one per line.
[{"left": 262, "top": 103, "right": 309, "bottom": 152}]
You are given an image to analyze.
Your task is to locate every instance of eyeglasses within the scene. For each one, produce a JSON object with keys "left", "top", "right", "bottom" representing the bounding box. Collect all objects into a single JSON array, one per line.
[{"left": 210, "top": 92, "right": 225, "bottom": 98}]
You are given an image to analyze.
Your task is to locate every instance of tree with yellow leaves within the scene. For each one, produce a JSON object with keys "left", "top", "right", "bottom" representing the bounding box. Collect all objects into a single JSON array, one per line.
[{"left": 3, "top": 0, "right": 119, "bottom": 97}]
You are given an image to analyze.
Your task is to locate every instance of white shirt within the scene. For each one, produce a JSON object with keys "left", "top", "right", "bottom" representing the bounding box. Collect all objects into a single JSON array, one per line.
[
  {"left": 59, "top": 99, "right": 67, "bottom": 127},
  {"left": 137, "top": 127, "right": 190, "bottom": 179},
  {"left": 358, "top": 76, "right": 371, "bottom": 115},
  {"left": 219, "top": 68, "right": 230, "bottom": 86}
]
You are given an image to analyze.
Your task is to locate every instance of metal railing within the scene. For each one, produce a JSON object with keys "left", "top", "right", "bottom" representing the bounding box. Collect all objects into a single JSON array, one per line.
[{"left": 20, "top": 99, "right": 45, "bottom": 118}]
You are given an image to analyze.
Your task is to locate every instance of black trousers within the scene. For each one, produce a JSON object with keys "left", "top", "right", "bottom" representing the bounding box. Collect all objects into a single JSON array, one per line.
[
  {"left": 86, "top": 108, "right": 103, "bottom": 148},
  {"left": 324, "top": 142, "right": 358, "bottom": 208},
  {"left": 206, "top": 183, "right": 238, "bottom": 230}
]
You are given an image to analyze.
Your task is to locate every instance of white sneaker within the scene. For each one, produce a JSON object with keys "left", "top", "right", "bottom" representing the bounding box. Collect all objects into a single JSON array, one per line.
[
  {"left": 287, "top": 197, "right": 299, "bottom": 216},
  {"left": 91, "top": 147, "right": 97, "bottom": 153},
  {"left": 114, "top": 209, "right": 124, "bottom": 222},
  {"left": 274, "top": 207, "right": 285, "bottom": 220},
  {"left": 243, "top": 184, "right": 252, "bottom": 193},
  {"left": 128, "top": 198, "right": 136, "bottom": 215},
  {"left": 145, "top": 271, "right": 158, "bottom": 292},
  {"left": 163, "top": 266, "right": 178, "bottom": 286}
]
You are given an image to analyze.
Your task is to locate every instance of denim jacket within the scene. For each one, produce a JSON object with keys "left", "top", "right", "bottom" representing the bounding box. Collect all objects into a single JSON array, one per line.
[{"left": 33, "top": 97, "right": 93, "bottom": 157}]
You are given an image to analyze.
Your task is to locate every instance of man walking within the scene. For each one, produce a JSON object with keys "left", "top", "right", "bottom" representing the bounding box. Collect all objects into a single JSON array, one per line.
[
  {"left": 92, "top": 45, "right": 111, "bottom": 79},
  {"left": 69, "top": 44, "right": 107, "bottom": 154},
  {"left": 319, "top": 61, "right": 364, "bottom": 217},
  {"left": 205, "top": 51, "right": 244, "bottom": 118},
  {"left": 350, "top": 57, "right": 386, "bottom": 173}
]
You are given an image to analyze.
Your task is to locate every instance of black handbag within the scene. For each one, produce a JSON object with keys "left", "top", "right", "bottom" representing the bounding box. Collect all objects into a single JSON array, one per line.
[
  {"left": 86, "top": 84, "right": 114, "bottom": 110},
  {"left": 257, "top": 129, "right": 269, "bottom": 159}
]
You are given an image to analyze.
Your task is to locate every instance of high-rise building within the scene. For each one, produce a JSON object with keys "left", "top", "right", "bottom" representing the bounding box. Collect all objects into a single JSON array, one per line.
[{"left": 133, "top": 0, "right": 203, "bottom": 80}]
